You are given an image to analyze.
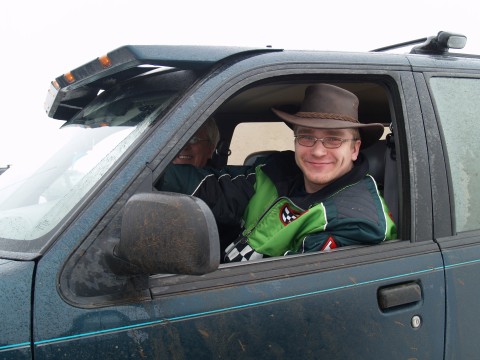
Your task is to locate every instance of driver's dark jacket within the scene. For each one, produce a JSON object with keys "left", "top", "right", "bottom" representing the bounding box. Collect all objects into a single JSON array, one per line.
[{"left": 157, "top": 151, "right": 397, "bottom": 261}]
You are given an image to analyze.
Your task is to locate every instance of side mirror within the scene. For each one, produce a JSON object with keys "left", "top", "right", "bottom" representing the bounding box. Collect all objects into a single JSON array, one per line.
[{"left": 114, "top": 192, "right": 220, "bottom": 275}]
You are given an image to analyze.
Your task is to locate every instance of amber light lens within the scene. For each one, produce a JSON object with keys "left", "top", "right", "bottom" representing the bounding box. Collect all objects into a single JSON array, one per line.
[
  {"left": 98, "top": 55, "right": 112, "bottom": 68},
  {"left": 64, "top": 72, "right": 75, "bottom": 83}
]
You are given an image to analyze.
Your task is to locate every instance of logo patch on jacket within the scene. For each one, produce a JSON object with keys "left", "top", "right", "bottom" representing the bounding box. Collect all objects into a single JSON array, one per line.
[
  {"left": 280, "top": 204, "right": 303, "bottom": 225},
  {"left": 321, "top": 236, "right": 338, "bottom": 251}
]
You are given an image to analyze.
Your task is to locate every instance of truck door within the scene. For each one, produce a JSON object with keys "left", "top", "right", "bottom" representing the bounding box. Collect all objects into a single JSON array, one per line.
[
  {"left": 31, "top": 66, "right": 447, "bottom": 359},
  {"left": 418, "top": 74, "right": 480, "bottom": 359}
]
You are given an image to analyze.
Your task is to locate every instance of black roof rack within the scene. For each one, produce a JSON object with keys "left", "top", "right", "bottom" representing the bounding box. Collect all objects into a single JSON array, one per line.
[{"left": 371, "top": 31, "right": 467, "bottom": 55}]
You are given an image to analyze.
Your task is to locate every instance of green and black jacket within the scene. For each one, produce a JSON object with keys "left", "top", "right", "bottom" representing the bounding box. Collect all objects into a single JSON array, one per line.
[{"left": 159, "top": 151, "right": 397, "bottom": 261}]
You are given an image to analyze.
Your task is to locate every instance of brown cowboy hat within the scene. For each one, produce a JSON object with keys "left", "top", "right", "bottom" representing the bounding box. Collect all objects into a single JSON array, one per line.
[{"left": 272, "top": 84, "right": 384, "bottom": 149}]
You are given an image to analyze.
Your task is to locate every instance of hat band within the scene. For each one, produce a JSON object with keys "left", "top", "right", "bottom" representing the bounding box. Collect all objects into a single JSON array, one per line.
[{"left": 296, "top": 112, "right": 358, "bottom": 123}]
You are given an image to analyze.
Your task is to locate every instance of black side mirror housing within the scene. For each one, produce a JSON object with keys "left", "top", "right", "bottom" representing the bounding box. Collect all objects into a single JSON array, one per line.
[{"left": 114, "top": 192, "right": 220, "bottom": 275}]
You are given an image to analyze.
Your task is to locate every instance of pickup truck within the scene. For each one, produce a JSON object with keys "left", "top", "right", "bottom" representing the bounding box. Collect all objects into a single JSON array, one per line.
[{"left": 1, "top": 31, "right": 480, "bottom": 359}]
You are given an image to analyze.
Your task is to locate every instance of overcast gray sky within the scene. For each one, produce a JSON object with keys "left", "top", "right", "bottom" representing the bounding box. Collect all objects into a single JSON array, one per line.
[{"left": 1, "top": 0, "right": 479, "bottom": 165}]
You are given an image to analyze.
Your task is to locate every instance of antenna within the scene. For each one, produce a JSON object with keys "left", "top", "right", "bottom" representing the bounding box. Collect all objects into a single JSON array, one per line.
[{"left": 370, "top": 31, "right": 467, "bottom": 55}]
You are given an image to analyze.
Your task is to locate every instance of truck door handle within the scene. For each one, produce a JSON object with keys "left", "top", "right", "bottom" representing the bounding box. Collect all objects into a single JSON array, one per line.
[{"left": 377, "top": 282, "right": 422, "bottom": 310}]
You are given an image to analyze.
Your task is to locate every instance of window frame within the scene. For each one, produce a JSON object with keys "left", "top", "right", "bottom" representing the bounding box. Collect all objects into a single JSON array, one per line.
[{"left": 60, "top": 64, "right": 423, "bottom": 307}]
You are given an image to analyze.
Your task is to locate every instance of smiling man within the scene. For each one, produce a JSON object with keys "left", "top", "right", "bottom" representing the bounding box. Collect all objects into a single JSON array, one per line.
[
  {"left": 173, "top": 117, "right": 219, "bottom": 167},
  {"left": 159, "top": 84, "right": 397, "bottom": 262},
  {"left": 293, "top": 127, "right": 360, "bottom": 193}
]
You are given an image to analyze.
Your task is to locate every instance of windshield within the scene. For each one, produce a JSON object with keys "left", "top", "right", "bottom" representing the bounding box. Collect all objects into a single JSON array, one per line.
[{"left": 0, "top": 69, "right": 196, "bottom": 254}]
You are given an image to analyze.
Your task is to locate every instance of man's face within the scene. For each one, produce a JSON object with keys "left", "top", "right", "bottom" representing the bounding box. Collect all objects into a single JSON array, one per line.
[
  {"left": 173, "top": 127, "right": 215, "bottom": 167},
  {"left": 294, "top": 126, "right": 361, "bottom": 193}
]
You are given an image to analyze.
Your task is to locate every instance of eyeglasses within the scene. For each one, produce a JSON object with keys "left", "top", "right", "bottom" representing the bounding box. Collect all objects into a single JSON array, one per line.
[
  {"left": 188, "top": 137, "right": 210, "bottom": 145},
  {"left": 294, "top": 135, "right": 358, "bottom": 149}
]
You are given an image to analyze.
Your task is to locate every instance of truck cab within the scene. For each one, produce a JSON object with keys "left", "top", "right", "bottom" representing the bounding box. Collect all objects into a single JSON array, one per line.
[{"left": 1, "top": 31, "right": 480, "bottom": 359}]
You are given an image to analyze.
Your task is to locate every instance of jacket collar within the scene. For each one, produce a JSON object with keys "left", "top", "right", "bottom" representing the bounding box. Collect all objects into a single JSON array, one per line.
[{"left": 262, "top": 151, "right": 368, "bottom": 208}]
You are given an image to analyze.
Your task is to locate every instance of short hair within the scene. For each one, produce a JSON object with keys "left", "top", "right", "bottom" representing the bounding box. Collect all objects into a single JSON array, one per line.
[
  {"left": 350, "top": 128, "right": 360, "bottom": 140},
  {"left": 204, "top": 117, "right": 220, "bottom": 147}
]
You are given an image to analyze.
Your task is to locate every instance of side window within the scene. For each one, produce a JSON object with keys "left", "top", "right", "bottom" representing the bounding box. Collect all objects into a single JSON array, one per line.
[
  {"left": 60, "top": 78, "right": 401, "bottom": 308},
  {"left": 430, "top": 77, "right": 480, "bottom": 232},
  {"left": 228, "top": 122, "right": 294, "bottom": 165}
]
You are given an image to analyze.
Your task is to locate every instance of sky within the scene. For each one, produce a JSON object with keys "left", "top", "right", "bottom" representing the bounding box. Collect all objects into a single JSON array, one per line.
[{"left": 1, "top": 0, "right": 479, "bottom": 166}]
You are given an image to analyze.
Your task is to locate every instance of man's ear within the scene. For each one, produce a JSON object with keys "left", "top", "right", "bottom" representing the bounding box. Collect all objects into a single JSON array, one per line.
[
  {"left": 208, "top": 144, "right": 216, "bottom": 158},
  {"left": 351, "top": 140, "right": 361, "bottom": 161}
]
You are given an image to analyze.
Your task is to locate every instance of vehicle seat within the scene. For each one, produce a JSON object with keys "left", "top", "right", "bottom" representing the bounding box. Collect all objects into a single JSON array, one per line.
[
  {"left": 362, "top": 138, "right": 399, "bottom": 232},
  {"left": 243, "top": 150, "right": 280, "bottom": 166},
  {"left": 361, "top": 140, "right": 386, "bottom": 190}
]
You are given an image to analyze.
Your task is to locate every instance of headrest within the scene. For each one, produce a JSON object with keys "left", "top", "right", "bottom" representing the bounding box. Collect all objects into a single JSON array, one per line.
[{"left": 361, "top": 140, "right": 386, "bottom": 185}]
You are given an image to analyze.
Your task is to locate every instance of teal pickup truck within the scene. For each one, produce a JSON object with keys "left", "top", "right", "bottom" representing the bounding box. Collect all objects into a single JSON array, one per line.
[{"left": 1, "top": 31, "right": 480, "bottom": 359}]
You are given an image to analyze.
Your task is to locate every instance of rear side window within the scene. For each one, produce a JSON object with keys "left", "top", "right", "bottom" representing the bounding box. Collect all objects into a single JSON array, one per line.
[
  {"left": 228, "top": 122, "right": 294, "bottom": 165},
  {"left": 430, "top": 77, "right": 480, "bottom": 232}
]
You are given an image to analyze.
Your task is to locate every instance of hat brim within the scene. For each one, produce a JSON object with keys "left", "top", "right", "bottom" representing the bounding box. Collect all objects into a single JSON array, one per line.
[{"left": 272, "top": 108, "right": 384, "bottom": 149}]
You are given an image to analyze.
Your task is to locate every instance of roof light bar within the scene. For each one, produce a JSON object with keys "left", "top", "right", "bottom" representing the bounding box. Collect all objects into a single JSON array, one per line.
[{"left": 45, "top": 45, "right": 282, "bottom": 120}]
